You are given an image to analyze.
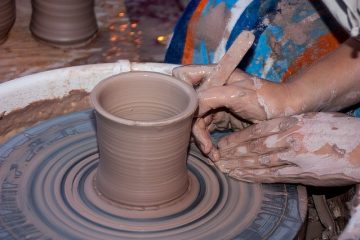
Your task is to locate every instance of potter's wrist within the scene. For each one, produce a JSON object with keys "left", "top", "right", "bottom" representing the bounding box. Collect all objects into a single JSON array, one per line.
[
  {"left": 257, "top": 82, "right": 299, "bottom": 119},
  {"left": 279, "top": 81, "right": 311, "bottom": 116}
]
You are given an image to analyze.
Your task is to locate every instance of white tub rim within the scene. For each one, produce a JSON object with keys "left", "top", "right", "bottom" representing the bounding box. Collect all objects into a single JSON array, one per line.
[{"left": 0, "top": 60, "right": 179, "bottom": 115}]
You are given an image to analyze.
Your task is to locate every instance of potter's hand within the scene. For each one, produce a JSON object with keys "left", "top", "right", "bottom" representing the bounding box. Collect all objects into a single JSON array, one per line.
[
  {"left": 173, "top": 65, "right": 292, "bottom": 121},
  {"left": 191, "top": 111, "right": 250, "bottom": 161},
  {"left": 216, "top": 112, "right": 360, "bottom": 186},
  {"left": 173, "top": 65, "right": 294, "bottom": 161}
]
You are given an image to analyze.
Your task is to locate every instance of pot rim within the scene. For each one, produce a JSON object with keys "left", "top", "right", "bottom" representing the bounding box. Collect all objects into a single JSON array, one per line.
[{"left": 90, "top": 71, "right": 198, "bottom": 127}]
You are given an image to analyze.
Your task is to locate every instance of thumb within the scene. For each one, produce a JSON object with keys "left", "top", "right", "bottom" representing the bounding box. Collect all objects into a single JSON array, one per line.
[{"left": 172, "top": 65, "right": 214, "bottom": 86}]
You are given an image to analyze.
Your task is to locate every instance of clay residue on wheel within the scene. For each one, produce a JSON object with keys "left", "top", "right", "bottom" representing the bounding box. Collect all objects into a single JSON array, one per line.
[{"left": 0, "top": 89, "right": 90, "bottom": 143}]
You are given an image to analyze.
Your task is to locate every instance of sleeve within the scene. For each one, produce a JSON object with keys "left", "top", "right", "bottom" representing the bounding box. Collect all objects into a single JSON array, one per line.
[{"left": 322, "top": 0, "right": 360, "bottom": 39}]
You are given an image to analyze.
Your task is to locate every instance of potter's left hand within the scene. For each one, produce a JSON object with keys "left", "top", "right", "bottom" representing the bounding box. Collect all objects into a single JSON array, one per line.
[
  {"left": 173, "top": 65, "right": 293, "bottom": 161},
  {"left": 173, "top": 65, "right": 292, "bottom": 121},
  {"left": 216, "top": 112, "right": 360, "bottom": 186}
]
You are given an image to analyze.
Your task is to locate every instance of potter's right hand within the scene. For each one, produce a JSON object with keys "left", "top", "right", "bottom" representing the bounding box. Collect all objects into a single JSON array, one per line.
[
  {"left": 173, "top": 65, "right": 296, "bottom": 161},
  {"left": 216, "top": 112, "right": 360, "bottom": 186}
]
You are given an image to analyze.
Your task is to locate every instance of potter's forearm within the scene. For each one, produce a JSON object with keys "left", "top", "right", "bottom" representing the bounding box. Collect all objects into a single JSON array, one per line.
[{"left": 287, "top": 38, "right": 360, "bottom": 113}]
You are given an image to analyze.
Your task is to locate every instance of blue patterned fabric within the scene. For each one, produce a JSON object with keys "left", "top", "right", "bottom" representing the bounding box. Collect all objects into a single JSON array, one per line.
[
  {"left": 166, "top": 0, "right": 360, "bottom": 117},
  {"left": 166, "top": 0, "right": 344, "bottom": 80}
]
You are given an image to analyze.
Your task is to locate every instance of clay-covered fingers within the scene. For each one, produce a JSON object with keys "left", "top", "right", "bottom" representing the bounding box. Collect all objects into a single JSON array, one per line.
[
  {"left": 219, "top": 137, "right": 290, "bottom": 159},
  {"left": 192, "top": 118, "right": 212, "bottom": 154},
  {"left": 215, "top": 117, "right": 301, "bottom": 175},
  {"left": 229, "top": 113, "right": 250, "bottom": 130},
  {"left": 216, "top": 136, "right": 292, "bottom": 173},
  {"left": 216, "top": 152, "right": 291, "bottom": 173},
  {"left": 197, "top": 79, "right": 277, "bottom": 122},
  {"left": 192, "top": 111, "right": 248, "bottom": 163},
  {"left": 173, "top": 64, "right": 253, "bottom": 86},
  {"left": 224, "top": 165, "right": 301, "bottom": 184},
  {"left": 227, "top": 164, "right": 356, "bottom": 186},
  {"left": 207, "top": 111, "right": 230, "bottom": 131},
  {"left": 172, "top": 65, "right": 214, "bottom": 86},
  {"left": 207, "top": 111, "right": 248, "bottom": 131},
  {"left": 217, "top": 116, "right": 299, "bottom": 149},
  {"left": 192, "top": 117, "right": 220, "bottom": 162}
]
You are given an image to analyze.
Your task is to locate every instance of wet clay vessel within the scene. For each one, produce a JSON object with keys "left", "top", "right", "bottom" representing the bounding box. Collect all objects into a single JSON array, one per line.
[
  {"left": 30, "top": 0, "right": 98, "bottom": 47},
  {"left": 91, "top": 71, "right": 198, "bottom": 207},
  {"left": 0, "top": 0, "right": 15, "bottom": 45}
]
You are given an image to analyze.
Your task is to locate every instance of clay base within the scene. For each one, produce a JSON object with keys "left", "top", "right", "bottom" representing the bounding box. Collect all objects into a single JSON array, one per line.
[
  {"left": 31, "top": 31, "right": 98, "bottom": 49},
  {"left": 0, "top": 110, "right": 306, "bottom": 239},
  {"left": 92, "top": 170, "right": 202, "bottom": 219}
]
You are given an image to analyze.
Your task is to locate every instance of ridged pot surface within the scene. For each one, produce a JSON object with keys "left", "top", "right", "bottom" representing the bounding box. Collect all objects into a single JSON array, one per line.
[
  {"left": 0, "top": 0, "right": 16, "bottom": 45},
  {"left": 91, "top": 71, "right": 198, "bottom": 207},
  {"left": 30, "top": 0, "right": 98, "bottom": 46}
]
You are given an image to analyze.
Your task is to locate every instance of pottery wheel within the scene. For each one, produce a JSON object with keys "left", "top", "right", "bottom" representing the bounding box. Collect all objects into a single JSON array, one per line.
[{"left": 0, "top": 110, "right": 306, "bottom": 240}]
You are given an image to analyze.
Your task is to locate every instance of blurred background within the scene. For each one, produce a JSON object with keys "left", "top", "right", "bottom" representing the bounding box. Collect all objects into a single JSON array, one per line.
[{"left": 0, "top": 0, "right": 189, "bottom": 83}]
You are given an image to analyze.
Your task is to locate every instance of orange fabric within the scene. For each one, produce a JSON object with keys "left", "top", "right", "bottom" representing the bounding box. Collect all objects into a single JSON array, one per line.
[
  {"left": 282, "top": 33, "right": 342, "bottom": 82},
  {"left": 181, "top": 0, "right": 209, "bottom": 64}
]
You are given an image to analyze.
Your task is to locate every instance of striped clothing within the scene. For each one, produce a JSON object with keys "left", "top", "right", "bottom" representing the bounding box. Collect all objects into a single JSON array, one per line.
[{"left": 323, "top": 0, "right": 360, "bottom": 38}]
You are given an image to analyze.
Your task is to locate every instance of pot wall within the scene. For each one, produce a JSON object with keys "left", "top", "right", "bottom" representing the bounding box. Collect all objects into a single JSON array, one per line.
[
  {"left": 0, "top": 0, "right": 16, "bottom": 45},
  {"left": 30, "top": 0, "right": 98, "bottom": 47},
  {"left": 91, "top": 71, "right": 198, "bottom": 206}
]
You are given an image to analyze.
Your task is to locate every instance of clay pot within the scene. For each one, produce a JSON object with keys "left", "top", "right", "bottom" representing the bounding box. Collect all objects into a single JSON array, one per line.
[
  {"left": 0, "top": 0, "right": 16, "bottom": 45},
  {"left": 30, "top": 0, "right": 98, "bottom": 47},
  {"left": 91, "top": 71, "right": 198, "bottom": 207}
]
